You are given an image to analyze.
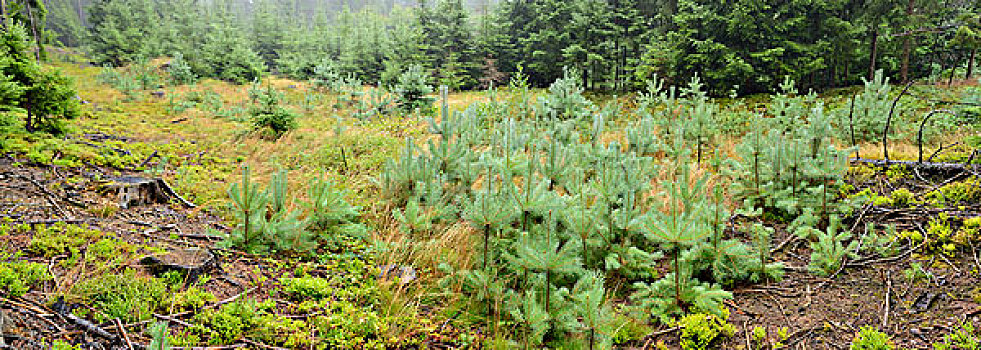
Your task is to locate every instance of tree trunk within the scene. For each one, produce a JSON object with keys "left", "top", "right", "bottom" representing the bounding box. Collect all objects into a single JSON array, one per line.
[
  {"left": 949, "top": 56, "right": 957, "bottom": 86},
  {"left": 869, "top": 28, "right": 879, "bottom": 81},
  {"left": 900, "top": 0, "right": 915, "bottom": 82},
  {"left": 967, "top": 49, "right": 976, "bottom": 80},
  {"left": 25, "top": 0, "right": 42, "bottom": 61},
  {"left": 25, "top": 102, "right": 34, "bottom": 133}
]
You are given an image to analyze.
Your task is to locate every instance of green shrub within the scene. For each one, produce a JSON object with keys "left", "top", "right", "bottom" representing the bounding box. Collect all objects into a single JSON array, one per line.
[
  {"left": 192, "top": 299, "right": 305, "bottom": 346},
  {"left": 850, "top": 326, "right": 894, "bottom": 350}
]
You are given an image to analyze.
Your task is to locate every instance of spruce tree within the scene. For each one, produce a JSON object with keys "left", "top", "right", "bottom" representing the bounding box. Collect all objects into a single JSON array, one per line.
[{"left": 0, "top": 20, "right": 79, "bottom": 133}]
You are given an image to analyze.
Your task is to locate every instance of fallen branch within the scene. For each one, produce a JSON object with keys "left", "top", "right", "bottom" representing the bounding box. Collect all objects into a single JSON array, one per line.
[
  {"left": 16, "top": 219, "right": 85, "bottom": 226},
  {"left": 850, "top": 158, "right": 976, "bottom": 174},
  {"left": 138, "top": 150, "right": 159, "bottom": 169},
  {"left": 116, "top": 318, "right": 135, "bottom": 350},
  {"left": 53, "top": 298, "right": 118, "bottom": 342},
  {"left": 241, "top": 338, "right": 288, "bottom": 350}
]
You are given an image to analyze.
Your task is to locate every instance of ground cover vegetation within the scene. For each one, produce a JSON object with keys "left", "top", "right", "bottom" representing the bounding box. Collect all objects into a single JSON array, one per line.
[{"left": 1, "top": 0, "right": 981, "bottom": 349}]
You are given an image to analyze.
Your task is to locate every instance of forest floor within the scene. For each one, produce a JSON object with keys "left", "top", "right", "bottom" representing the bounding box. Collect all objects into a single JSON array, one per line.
[{"left": 2, "top": 52, "right": 981, "bottom": 349}]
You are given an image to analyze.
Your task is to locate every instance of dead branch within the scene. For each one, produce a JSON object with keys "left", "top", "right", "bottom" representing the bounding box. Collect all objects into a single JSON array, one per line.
[
  {"left": 850, "top": 158, "right": 976, "bottom": 174},
  {"left": 882, "top": 81, "right": 914, "bottom": 162}
]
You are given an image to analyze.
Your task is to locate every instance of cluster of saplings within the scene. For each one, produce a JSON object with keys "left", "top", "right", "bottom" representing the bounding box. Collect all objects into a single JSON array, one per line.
[{"left": 363, "top": 69, "right": 906, "bottom": 347}]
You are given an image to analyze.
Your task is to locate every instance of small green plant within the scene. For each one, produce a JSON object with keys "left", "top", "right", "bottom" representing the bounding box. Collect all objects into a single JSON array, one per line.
[
  {"left": 393, "top": 64, "right": 435, "bottom": 114},
  {"left": 168, "top": 52, "right": 197, "bottom": 85},
  {"left": 249, "top": 84, "right": 298, "bottom": 139},
  {"left": 809, "top": 216, "right": 859, "bottom": 276},
  {"left": 850, "top": 326, "right": 894, "bottom": 350},
  {"left": 131, "top": 55, "right": 161, "bottom": 91},
  {"left": 304, "top": 174, "right": 367, "bottom": 243},
  {"left": 933, "top": 321, "right": 980, "bottom": 350},
  {"left": 904, "top": 262, "right": 931, "bottom": 283},
  {"left": 0, "top": 260, "right": 51, "bottom": 297},
  {"left": 677, "top": 310, "right": 735, "bottom": 350},
  {"left": 148, "top": 321, "right": 172, "bottom": 350}
]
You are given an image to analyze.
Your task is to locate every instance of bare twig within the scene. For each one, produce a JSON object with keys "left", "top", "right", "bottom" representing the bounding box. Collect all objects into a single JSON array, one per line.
[
  {"left": 116, "top": 318, "right": 135, "bottom": 350},
  {"left": 153, "top": 313, "right": 195, "bottom": 328},
  {"left": 881, "top": 271, "right": 892, "bottom": 330},
  {"left": 770, "top": 235, "right": 799, "bottom": 256},
  {"left": 208, "top": 287, "right": 257, "bottom": 310},
  {"left": 744, "top": 319, "right": 753, "bottom": 350},
  {"left": 937, "top": 253, "right": 962, "bottom": 274}
]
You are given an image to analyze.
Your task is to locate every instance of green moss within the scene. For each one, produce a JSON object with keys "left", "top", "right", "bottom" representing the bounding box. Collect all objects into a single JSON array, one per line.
[
  {"left": 72, "top": 269, "right": 168, "bottom": 323},
  {"left": 167, "top": 287, "right": 217, "bottom": 312},
  {"left": 313, "top": 300, "right": 390, "bottom": 349},
  {"left": 50, "top": 340, "right": 83, "bottom": 350},
  {"left": 192, "top": 298, "right": 313, "bottom": 347},
  {"left": 280, "top": 276, "right": 333, "bottom": 300},
  {"left": 0, "top": 260, "right": 52, "bottom": 297},
  {"left": 925, "top": 179, "right": 981, "bottom": 206},
  {"left": 28, "top": 223, "right": 103, "bottom": 258},
  {"left": 676, "top": 309, "right": 735, "bottom": 350},
  {"left": 890, "top": 188, "right": 915, "bottom": 207}
]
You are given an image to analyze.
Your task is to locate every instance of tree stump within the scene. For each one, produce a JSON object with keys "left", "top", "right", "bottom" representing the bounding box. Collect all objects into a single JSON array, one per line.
[
  {"left": 104, "top": 176, "right": 196, "bottom": 209},
  {"left": 141, "top": 248, "right": 217, "bottom": 284},
  {"left": 107, "top": 176, "right": 168, "bottom": 209}
]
